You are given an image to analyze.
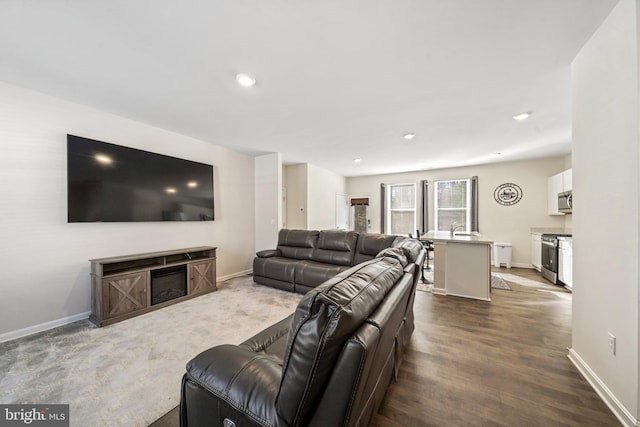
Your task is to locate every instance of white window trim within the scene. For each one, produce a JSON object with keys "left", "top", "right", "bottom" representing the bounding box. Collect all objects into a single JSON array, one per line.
[
  {"left": 385, "top": 182, "right": 417, "bottom": 235},
  {"left": 434, "top": 178, "right": 472, "bottom": 232}
]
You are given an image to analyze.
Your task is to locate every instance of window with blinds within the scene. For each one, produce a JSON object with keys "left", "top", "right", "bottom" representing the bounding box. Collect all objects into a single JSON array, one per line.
[
  {"left": 385, "top": 183, "right": 416, "bottom": 235},
  {"left": 434, "top": 179, "right": 471, "bottom": 231}
]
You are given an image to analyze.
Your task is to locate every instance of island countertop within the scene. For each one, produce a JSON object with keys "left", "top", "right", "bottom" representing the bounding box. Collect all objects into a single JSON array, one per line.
[
  {"left": 422, "top": 231, "right": 494, "bottom": 245},
  {"left": 422, "top": 230, "right": 493, "bottom": 301}
]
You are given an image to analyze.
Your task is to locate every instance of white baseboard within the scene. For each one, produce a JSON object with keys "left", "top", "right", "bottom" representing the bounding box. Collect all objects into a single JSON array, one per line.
[
  {"left": 492, "top": 262, "right": 535, "bottom": 269},
  {"left": 0, "top": 311, "right": 92, "bottom": 344},
  {"left": 568, "top": 348, "right": 639, "bottom": 427},
  {"left": 431, "top": 286, "right": 446, "bottom": 295},
  {"left": 217, "top": 269, "right": 252, "bottom": 282},
  {"left": 512, "top": 262, "right": 535, "bottom": 269},
  {"left": 0, "top": 269, "right": 256, "bottom": 344}
]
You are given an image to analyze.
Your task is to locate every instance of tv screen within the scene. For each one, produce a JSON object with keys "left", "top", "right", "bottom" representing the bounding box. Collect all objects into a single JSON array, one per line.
[{"left": 67, "top": 134, "right": 214, "bottom": 222}]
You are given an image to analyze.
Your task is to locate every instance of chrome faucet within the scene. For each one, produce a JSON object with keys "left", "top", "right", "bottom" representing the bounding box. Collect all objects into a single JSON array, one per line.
[{"left": 450, "top": 223, "right": 465, "bottom": 236}]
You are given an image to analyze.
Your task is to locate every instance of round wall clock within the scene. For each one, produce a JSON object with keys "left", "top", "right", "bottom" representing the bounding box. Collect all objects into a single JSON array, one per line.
[{"left": 494, "top": 183, "right": 523, "bottom": 206}]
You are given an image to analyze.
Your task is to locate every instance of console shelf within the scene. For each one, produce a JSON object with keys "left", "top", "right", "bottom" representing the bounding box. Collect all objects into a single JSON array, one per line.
[{"left": 90, "top": 246, "right": 217, "bottom": 327}]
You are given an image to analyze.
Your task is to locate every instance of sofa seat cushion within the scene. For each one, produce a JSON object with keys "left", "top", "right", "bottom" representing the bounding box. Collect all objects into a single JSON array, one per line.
[
  {"left": 275, "top": 255, "right": 404, "bottom": 426},
  {"left": 310, "top": 230, "right": 358, "bottom": 266},
  {"left": 294, "top": 260, "right": 350, "bottom": 289},
  {"left": 253, "top": 256, "right": 301, "bottom": 284}
]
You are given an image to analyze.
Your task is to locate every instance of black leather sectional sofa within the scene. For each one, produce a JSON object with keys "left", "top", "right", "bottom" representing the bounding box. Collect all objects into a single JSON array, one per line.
[
  {"left": 180, "top": 229, "right": 425, "bottom": 427},
  {"left": 253, "top": 229, "right": 402, "bottom": 293}
]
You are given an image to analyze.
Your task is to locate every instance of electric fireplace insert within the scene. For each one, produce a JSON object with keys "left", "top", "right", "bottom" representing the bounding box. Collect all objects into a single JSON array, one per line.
[{"left": 150, "top": 265, "right": 187, "bottom": 305}]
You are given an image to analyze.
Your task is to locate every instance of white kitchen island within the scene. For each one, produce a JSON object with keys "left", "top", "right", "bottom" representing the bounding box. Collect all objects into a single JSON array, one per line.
[{"left": 422, "top": 231, "right": 494, "bottom": 301}]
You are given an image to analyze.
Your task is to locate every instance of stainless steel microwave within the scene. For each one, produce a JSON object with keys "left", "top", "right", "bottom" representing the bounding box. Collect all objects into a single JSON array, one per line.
[{"left": 558, "top": 191, "right": 572, "bottom": 214}]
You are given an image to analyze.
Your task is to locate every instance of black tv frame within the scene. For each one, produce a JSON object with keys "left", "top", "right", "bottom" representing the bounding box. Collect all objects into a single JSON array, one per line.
[{"left": 67, "top": 134, "right": 215, "bottom": 223}]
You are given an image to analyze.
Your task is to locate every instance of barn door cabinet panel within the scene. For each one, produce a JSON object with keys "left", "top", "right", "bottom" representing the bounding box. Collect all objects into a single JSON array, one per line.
[
  {"left": 189, "top": 259, "right": 217, "bottom": 295},
  {"left": 104, "top": 271, "right": 149, "bottom": 319}
]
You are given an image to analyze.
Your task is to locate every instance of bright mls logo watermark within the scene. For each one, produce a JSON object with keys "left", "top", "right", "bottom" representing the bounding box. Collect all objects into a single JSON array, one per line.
[{"left": 0, "top": 405, "right": 69, "bottom": 427}]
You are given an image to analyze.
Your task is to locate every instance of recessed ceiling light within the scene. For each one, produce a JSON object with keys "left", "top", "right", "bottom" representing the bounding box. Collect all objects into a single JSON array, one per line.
[
  {"left": 187, "top": 181, "right": 198, "bottom": 188},
  {"left": 236, "top": 73, "right": 256, "bottom": 87},
  {"left": 353, "top": 158, "right": 362, "bottom": 163},
  {"left": 165, "top": 187, "right": 177, "bottom": 194},
  {"left": 403, "top": 133, "right": 416, "bottom": 140},
  {"left": 513, "top": 112, "right": 531, "bottom": 121}
]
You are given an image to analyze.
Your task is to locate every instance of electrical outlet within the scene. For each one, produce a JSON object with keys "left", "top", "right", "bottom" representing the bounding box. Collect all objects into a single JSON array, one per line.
[{"left": 608, "top": 332, "right": 616, "bottom": 355}]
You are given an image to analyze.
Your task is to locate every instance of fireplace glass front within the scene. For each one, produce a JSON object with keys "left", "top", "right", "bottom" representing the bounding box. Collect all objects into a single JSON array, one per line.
[{"left": 151, "top": 265, "right": 187, "bottom": 305}]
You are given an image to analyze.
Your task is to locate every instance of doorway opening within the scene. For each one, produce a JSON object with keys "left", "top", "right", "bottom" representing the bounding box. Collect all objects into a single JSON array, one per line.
[{"left": 350, "top": 196, "right": 370, "bottom": 233}]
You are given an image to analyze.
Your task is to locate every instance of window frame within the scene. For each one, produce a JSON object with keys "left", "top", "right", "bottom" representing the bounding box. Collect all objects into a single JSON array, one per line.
[
  {"left": 434, "top": 178, "right": 472, "bottom": 232},
  {"left": 385, "top": 182, "right": 417, "bottom": 235}
]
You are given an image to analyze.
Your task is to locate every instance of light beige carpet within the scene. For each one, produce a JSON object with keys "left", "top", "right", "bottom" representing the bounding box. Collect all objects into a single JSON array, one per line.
[{"left": 0, "top": 276, "right": 302, "bottom": 427}]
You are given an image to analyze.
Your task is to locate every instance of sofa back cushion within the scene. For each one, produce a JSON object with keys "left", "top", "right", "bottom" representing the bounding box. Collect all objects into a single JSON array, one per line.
[
  {"left": 308, "top": 271, "right": 414, "bottom": 426},
  {"left": 277, "top": 229, "right": 319, "bottom": 260},
  {"left": 275, "top": 255, "right": 404, "bottom": 426},
  {"left": 311, "top": 230, "right": 358, "bottom": 266},
  {"left": 353, "top": 233, "right": 398, "bottom": 265},
  {"left": 392, "top": 236, "right": 424, "bottom": 264}
]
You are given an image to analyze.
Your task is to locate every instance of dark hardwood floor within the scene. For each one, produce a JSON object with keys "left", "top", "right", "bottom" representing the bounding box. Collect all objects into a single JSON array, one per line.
[
  {"left": 372, "top": 267, "right": 618, "bottom": 427},
  {"left": 149, "top": 406, "right": 179, "bottom": 427},
  {"left": 150, "top": 268, "right": 620, "bottom": 427}
]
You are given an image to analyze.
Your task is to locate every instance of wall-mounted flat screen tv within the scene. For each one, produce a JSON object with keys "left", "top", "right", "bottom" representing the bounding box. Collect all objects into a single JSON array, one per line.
[{"left": 67, "top": 134, "right": 214, "bottom": 222}]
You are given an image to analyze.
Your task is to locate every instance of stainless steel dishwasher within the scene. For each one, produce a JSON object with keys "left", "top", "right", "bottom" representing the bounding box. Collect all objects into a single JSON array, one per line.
[{"left": 541, "top": 234, "right": 559, "bottom": 284}]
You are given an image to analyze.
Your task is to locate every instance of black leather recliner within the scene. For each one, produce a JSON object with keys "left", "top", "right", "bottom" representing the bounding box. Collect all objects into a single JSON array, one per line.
[
  {"left": 180, "top": 240, "right": 425, "bottom": 427},
  {"left": 253, "top": 229, "right": 400, "bottom": 294}
]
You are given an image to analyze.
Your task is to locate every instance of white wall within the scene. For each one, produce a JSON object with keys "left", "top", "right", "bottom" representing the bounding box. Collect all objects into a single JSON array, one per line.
[
  {"left": 570, "top": 0, "right": 640, "bottom": 423},
  {"left": 0, "top": 82, "right": 256, "bottom": 339},
  {"left": 347, "top": 157, "right": 567, "bottom": 267},
  {"left": 283, "top": 163, "right": 346, "bottom": 230},
  {"left": 306, "top": 163, "right": 347, "bottom": 230},
  {"left": 254, "top": 153, "right": 282, "bottom": 252}
]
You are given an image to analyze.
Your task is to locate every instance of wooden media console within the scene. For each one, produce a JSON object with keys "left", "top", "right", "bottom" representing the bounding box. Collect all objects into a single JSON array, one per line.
[{"left": 89, "top": 246, "right": 217, "bottom": 327}]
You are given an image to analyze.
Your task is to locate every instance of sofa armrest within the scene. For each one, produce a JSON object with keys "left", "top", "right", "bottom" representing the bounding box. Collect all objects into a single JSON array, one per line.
[
  {"left": 183, "top": 344, "right": 284, "bottom": 426},
  {"left": 240, "top": 314, "right": 293, "bottom": 357},
  {"left": 256, "top": 249, "right": 281, "bottom": 258}
]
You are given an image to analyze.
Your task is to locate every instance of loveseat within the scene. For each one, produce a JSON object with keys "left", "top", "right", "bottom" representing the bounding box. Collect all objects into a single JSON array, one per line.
[
  {"left": 253, "top": 229, "right": 402, "bottom": 294},
  {"left": 180, "top": 238, "right": 425, "bottom": 427}
]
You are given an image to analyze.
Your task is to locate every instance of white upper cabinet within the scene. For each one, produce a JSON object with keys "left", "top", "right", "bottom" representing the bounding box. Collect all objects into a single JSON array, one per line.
[
  {"left": 562, "top": 168, "right": 572, "bottom": 191},
  {"left": 548, "top": 173, "right": 564, "bottom": 215},
  {"left": 547, "top": 168, "right": 572, "bottom": 215}
]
